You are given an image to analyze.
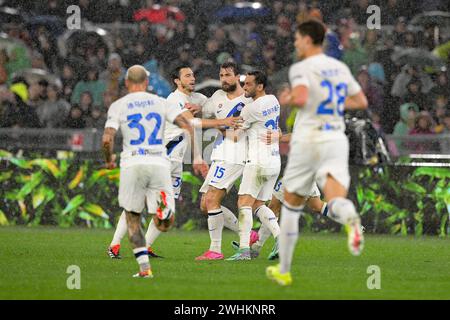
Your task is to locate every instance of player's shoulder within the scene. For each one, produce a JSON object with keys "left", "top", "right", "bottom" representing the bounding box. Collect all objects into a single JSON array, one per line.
[
  {"left": 167, "top": 90, "right": 183, "bottom": 101},
  {"left": 289, "top": 60, "right": 307, "bottom": 73},
  {"left": 210, "top": 89, "right": 226, "bottom": 100},
  {"left": 191, "top": 92, "right": 208, "bottom": 105},
  {"left": 255, "top": 94, "right": 278, "bottom": 107},
  {"left": 192, "top": 92, "right": 207, "bottom": 100},
  {"left": 241, "top": 94, "right": 253, "bottom": 105}
]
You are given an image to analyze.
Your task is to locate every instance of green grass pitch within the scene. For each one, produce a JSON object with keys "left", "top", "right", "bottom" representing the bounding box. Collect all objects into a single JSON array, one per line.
[{"left": 0, "top": 226, "right": 449, "bottom": 300}]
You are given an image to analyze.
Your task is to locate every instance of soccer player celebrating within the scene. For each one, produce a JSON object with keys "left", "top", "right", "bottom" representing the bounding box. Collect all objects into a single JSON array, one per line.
[
  {"left": 266, "top": 20, "right": 368, "bottom": 286},
  {"left": 107, "top": 65, "right": 240, "bottom": 259},
  {"left": 196, "top": 62, "right": 259, "bottom": 261},
  {"left": 102, "top": 65, "right": 208, "bottom": 277},
  {"left": 226, "top": 70, "right": 282, "bottom": 261}
]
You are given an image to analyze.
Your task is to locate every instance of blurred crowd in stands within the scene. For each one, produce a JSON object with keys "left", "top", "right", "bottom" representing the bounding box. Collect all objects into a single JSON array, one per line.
[{"left": 0, "top": 0, "right": 449, "bottom": 146}]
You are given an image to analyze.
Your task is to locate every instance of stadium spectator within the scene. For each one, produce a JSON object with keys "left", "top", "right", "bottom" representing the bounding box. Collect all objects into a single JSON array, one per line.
[
  {"left": 441, "top": 110, "right": 450, "bottom": 135},
  {"left": 63, "top": 106, "right": 86, "bottom": 129},
  {"left": 392, "top": 17, "right": 408, "bottom": 46},
  {"left": 77, "top": 91, "right": 94, "bottom": 120},
  {"left": 2, "top": 79, "right": 41, "bottom": 128},
  {"left": 37, "top": 84, "right": 71, "bottom": 128},
  {"left": 429, "top": 72, "right": 450, "bottom": 98},
  {"left": 133, "top": 20, "right": 159, "bottom": 58},
  {"left": 363, "top": 30, "right": 380, "bottom": 64},
  {"left": 343, "top": 34, "right": 369, "bottom": 76},
  {"left": 394, "top": 103, "right": 419, "bottom": 136},
  {"left": 408, "top": 111, "right": 439, "bottom": 153},
  {"left": 71, "top": 66, "right": 107, "bottom": 108},
  {"left": 31, "top": 26, "right": 58, "bottom": 72},
  {"left": 61, "top": 63, "right": 78, "bottom": 101},
  {"left": 383, "top": 0, "right": 405, "bottom": 24},
  {"left": 0, "top": 50, "right": 9, "bottom": 85},
  {"left": 27, "top": 80, "right": 47, "bottom": 110},
  {"left": 391, "top": 65, "right": 434, "bottom": 99},
  {"left": 273, "top": 15, "right": 294, "bottom": 69},
  {"left": 99, "top": 53, "right": 126, "bottom": 101},
  {"left": 402, "top": 78, "right": 430, "bottom": 111},
  {"left": 409, "top": 111, "right": 436, "bottom": 135},
  {"left": 85, "top": 107, "right": 106, "bottom": 129},
  {"left": 357, "top": 68, "right": 384, "bottom": 116}
]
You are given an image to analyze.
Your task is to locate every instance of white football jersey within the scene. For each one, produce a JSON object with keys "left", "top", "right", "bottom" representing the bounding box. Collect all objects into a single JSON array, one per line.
[
  {"left": 165, "top": 89, "right": 207, "bottom": 143},
  {"left": 241, "top": 94, "right": 281, "bottom": 169},
  {"left": 289, "top": 53, "right": 362, "bottom": 142},
  {"left": 105, "top": 92, "right": 184, "bottom": 168},
  {"left": 164, "top": 89, "right": 207, "bottom": 162},
  {"left": 203, "top": 90, "right": 253, "bottom": 165}
]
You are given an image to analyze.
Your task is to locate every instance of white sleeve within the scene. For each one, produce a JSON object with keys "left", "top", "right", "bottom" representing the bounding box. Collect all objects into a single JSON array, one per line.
[
  {"left": 105, "top": 102, "right": 120, "bottom": 130},
  {"left": 201, "top": 98, "right": 216, "bottom": 119},
  {"left": 289, "top": 63, "right": 310, "bottom": 88},
  {"left": 163, "top": 99, "right": 186, "bottom": 124},
  {"left": 241, "top": 102, "right": 257, "bottom": 130},
  {"left": 347, "top": 70, "right": 362, "bottom": 96},
  {"left": 198, "top": 93, "right": 208, "bottom": 107}
]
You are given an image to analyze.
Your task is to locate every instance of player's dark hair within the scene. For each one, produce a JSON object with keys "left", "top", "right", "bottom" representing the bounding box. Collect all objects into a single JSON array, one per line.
[
  {"left": 297, "top": 19, "right": 326, "bottom": 45},
  {"left": 247, "top": 70, "right": 267, "bottom": 89},
  {"left": 220, "top": 62, "right": 239, "bottom": 76},
  {"left": 171, "top": 65, "right": 191, "bottom": 84}
]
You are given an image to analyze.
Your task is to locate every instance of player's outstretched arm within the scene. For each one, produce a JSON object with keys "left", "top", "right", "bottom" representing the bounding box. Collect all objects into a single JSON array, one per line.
[
  {"left": 173, "top": 113, "right": 209, "bottom": 177},
  {"left": 102, "top": 127, "right": 117, "bottom": 169},
  {"left": 279, "top": 85, "right": 308, "bottom": 108},
  {"left": 180, "top": 108, "right": 242, "bottom": 129},
  {"left": 345, "top": 91, "right": 368, "bottom": 110}
]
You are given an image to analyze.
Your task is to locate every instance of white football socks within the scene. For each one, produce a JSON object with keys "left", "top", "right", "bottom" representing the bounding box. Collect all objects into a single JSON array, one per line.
[
  {"left": 328, "top": 197, "right": 358, "bottom": 225},
  {"left": 145, "top": 218, "right": 162, "bottom": 248},
  {"left": 222, "top": 206, "right": 239, "bottom": 233},
  {"left": 110, "top": 210, "right": 127, "bottom": 246},
  {"left": 279, "top": 203, "right": 303, "bottom": 274},
  {"left": 207, "top": 209, "right": 224, "bottom": 253},
  {"left": 133, "top": 247, "right": 150, "bottom": 272},
  {"left": 254, "top": 219, "right": 276, "bottom": 251},
  {"left": 238, "top": 206, "right": 253, "bottom": 249},
  {"left": 255, "top": 205, "right": 280, "bottom": 239}
]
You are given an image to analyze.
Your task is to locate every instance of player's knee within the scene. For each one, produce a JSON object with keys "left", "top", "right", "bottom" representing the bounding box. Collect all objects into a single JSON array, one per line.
[
  {"left": 284, "top": 191, "right": 306, "bottom": 207},
  {"left": 307, "top": 197, "right": 323, "bottom": 213},
  {"left": 205, "top": 191, "right": 221, "bottom": 211},
  {"left": 200, "top": 195, "right": 208, "bottom": 215},
  {"left": 269, "top": 201, "right": 281, "bottom": 217},
  {"left": 252, "top": 200, "right": 265, "bottom": 213}
]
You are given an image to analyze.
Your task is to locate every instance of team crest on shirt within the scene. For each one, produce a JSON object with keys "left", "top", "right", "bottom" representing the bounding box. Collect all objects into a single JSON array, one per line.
[{"left": 218, "top": 104, "right": 223, "bottom": 108}]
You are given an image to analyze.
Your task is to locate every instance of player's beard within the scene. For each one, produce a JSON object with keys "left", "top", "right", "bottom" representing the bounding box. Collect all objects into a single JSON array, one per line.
[
  {"left": 222, "top": 82, "right": 237, "bottom": 93},
  {"left": 182, "top": 82, "right": 194, "bottom": 93}
]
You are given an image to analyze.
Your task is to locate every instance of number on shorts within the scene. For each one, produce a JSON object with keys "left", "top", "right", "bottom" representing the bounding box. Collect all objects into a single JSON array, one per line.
[
  {"left": 214, "top": 166, "right": 225, "bottom": 179},
  {"left": 172, "top": 177, "right": 182, "bottom": 188},
  {"left": 274, "top": 181, "right": 282, "bottom": 192}
]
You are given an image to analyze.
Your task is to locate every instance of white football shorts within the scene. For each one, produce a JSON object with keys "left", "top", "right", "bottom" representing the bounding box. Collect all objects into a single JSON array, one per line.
[
  {"left": 199, "top": 161, "right": 244, "bottom": 194},
  {"left": 118, "top": 163, "right": 175, "bottom": 214},
  {"left": 283, "top": 137, "right": 350, "bottom": 196},
  {"left": 238, "top": 165, "right": 280, "bottom": 202},
  {"left": 272, "top": 178, "right": 321, "bottom": 202}
]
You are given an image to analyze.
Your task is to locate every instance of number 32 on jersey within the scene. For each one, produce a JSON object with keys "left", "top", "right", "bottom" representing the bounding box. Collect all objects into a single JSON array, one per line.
[{"left": 127, "top": 112, "right": 162, "bottom": 145}]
